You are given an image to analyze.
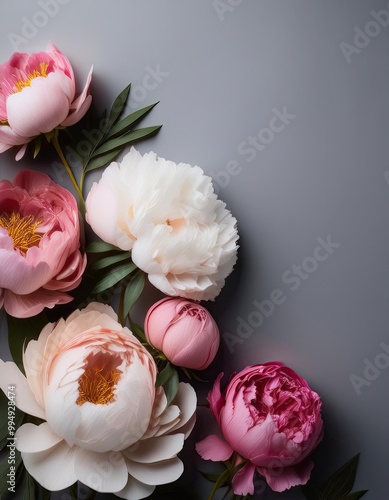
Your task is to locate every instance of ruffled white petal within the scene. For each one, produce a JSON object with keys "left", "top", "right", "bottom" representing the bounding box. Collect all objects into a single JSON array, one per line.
[
  {"left": 16, "top": 422, "right": 62, "bottom": 453},
  {"left": 74, "top": 448, "right": 128, "bottom": 493},
  {"left": 22, "top": 440, "right": 77, "bottom": 491},
  {"left": 0, "top": 360, "right": 45, "bottom": 419},
  {"left": 114, "top": 476, "right": 155, "bottom": 500},
  {"left": 125, "top": 457, "right": 184, "bottom": 486},
  {"left": 124, "top": 434, "right": 185, "bottom": 463}
]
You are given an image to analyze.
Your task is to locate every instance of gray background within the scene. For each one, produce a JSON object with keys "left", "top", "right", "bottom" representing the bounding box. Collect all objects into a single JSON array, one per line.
[{"left": 1, "top": 1, "right": 388, "bottom": 498}]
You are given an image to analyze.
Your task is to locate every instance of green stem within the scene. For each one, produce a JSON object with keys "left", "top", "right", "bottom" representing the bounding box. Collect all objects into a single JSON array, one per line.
[{"left": 51, "top": 135, "right": 86, "bottom": 215}]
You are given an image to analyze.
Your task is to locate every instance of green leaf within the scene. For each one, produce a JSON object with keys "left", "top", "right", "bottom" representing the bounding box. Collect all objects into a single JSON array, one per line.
[
  {"left": 106, "top": 102, "right": 159, "bottom": 139},
  {"left": 105, "top": 84, "right": 131, "bottom": 132},
  {"left": 7, "top": 312, "right": 48, "bottom": 375},
  {"left": 130, "top": 322, "right": 147, "bottom": 343},
  {"left": 0, "top": 390, "right": 24, "bottom": 451},
  {"left": 323, "top": 454, "right": 362, "bottom": 499},
  {"left": 22, "top": 469, "right": 36, "bottom": 500},
  {"left": 91, "top": 262, "right": 137, "bottom": 294},
  {"left": 122, "top": 271, "right": 145, "bottom": 317},
  {"left": 39, "top": 486, "right": 52, "bottom": 500},
  {"left": 301, "top": 481, "right": 324, "bottom": 500},
  {"left": 33, "top": 136, "right": 41, "bottom": 158},
  {"left": 0, "top": 448, "right": 22, "bottom": 499},
  {"left": 156, "top": 363, "right": 179, "bottom": 406},
  {"left": 83, "top": 147, "right": 123, "bottom": 173},
  {"left": 341, "top": 491, "right": 368, "bottom": 500},
  {"left": 91, "top": 125, "right": 162, "bottom": 157},
  {"left": 91, "top": 252, "right": 131, "bottom": 271},
  {"left": 86, "top": 241, "right": 122, "bottom": 253},
  {"left": 200, "top": 471, "right": 221, "bottom": 483}
]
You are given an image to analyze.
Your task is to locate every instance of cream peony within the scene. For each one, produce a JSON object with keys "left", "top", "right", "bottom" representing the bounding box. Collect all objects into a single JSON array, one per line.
[
  {"left": 0, "top": 303, "right": 196, "bottom": 499},
  {"left": 85, "top": 147, "right": 239, "bottom": 301}
]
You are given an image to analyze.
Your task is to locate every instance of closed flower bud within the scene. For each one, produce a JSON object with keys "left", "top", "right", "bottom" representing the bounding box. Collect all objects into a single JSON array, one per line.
[{"left": 145, "top": 297, "right": 220, "bottom": 370}]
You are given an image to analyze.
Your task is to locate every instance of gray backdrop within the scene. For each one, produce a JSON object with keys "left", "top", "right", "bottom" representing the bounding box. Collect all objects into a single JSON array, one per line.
[{"left": 0, "top": 1, "right": 388, "bottom": 499}]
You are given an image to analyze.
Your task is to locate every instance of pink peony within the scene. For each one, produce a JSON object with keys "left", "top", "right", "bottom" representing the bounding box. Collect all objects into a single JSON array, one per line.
[
  {"left": 196, "top": 362, "right": 323, "bottom": 495},
  {"left": 145, "top": 297, "right": 220, "bottom": 370},
  {"left": 0, "top": 169, "right": 86, "bottom": 318},
  {"left": 0, "top": 42, "right": 92, "bottom": 160},
  {"left": 0, "top": 303, "right": 197, "bottom": 499}
]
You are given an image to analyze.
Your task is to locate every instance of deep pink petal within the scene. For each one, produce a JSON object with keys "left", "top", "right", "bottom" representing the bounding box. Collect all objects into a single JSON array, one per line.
[
  {"left": 207, "top": 372, "right": 225, "bottom": 423},
  {"left": 195, "top": 434, "right": 233, "bottom": 462},
  {"left": 257, "top": 458, "right": 314, "bottom": 492},
  {"left": 232, "top": 462, "right": 256, "bottom": 496}
]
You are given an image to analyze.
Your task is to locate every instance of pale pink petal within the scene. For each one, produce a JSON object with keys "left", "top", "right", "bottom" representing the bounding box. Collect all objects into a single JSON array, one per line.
[
  {"left": 16, "top": 422, "right": 62, "bottom": 453},
  {"left": 15, "top": 143, "right": 28, "bottom": 160},
  {"left": 0, "top": 124, "right": 30, "bottom": 146},
  {"left": 61, "top": 65, "right": 93, "bottom": 126},
  {"left": 3, "top": 288, "right": 73, "bottom": 318},
  {"left": 22, "top": 440, "right": 77, "bottom": 490},
  {"left": 195, "top": 434, "right": 233, "bottom": 462},
  {"left": 85, "top": 176, "right": 124, "bottom": 248},
  {"left": 126, "top": 457, "right": 183, "bottom": 486},
  {"left": 114, "top": 476, "right": 155, "bottom": 500},
  {"left": 232, "top": 462, "right": 256, "bottom": 496},
  {"left": 257, "top": 458, "right": 314, "bottom": 492},
  {"left": 0, "top": 248, "right": 53, "bottom": 294},
  {"left": 23, "top": 322, "right": 56, "bottom": 408},
  {"left": 47, "top": 42, "right": 75, "bottom": 87},
  {"left": 6, "top": 72, "right": 71, "bottom": 137},
  {"left": 74, "top": 449, "right": 128, "bottom": 493},
  {"left": 0, "top": 360, "right": 45, "bottom": 419},
  {"left": 61, "top": 94, "right": 92, "bottom": 127},
  {"left": 124, "top": 434, "right": 184, "bottom": 463}
]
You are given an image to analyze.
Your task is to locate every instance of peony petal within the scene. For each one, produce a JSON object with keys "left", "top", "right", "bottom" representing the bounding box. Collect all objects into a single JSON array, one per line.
[
  {"left": 74, "top": 448, "right": 128, "bottom": 493},
  {"left": 126, "top": 457, "right": 184, "bottom": 486},
  {"left": 3, "top": 288, "right": 73, "bottom": 318},
  {"left": 0, "top": 360, "right": 45, "bottom": 419},
  {"left": 124, "top": 434, "right": 185, "bottom": 464},
  {"left": 195, "top": 434, "right": 233, "bottom": 462},
  {"left": 85, "top": 174, "right": 125, "bottom": 249},
  {"left": 7, "top": 72, "right": 72, "bottom": 137},
  {"left": 168, "top": 382, "right": 197, "bottom": 434},
  {"left": 16, "top": 422, "right": 62, "bottom": 453},
  {"left": 0, "top": 124, "right": 30, "bottom": 146},
  {"left": 207, "top": 372, "right": 225, "bottom": 423},
  {"left": 114, "top": 476, "right": 155, "bottom": 500},
  {"left": 232, "top": 462, "right": 256, "bottom": 496},
  {"left": 22, "top": 440, "right": 77, "bottom": 490},
  {"left": 257, "top": 458, "right": 314, "bottom": 492}
]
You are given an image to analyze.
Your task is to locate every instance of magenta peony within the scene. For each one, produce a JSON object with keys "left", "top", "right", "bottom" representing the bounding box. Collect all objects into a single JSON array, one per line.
[
  {"left": 0, "top": 169, "right": 86, "bottom": 318},
  {"left": 0, "top": 302, "right": 197, "bottom": 499},
  {"left": 145, "top": 297, "right": 220, "bottom": 370},
  {"left": 0, "top": 42, "right": 92, "bottom": 159},
  {"left": 196, "top": 362, "right": 323, "bottom": 495}
]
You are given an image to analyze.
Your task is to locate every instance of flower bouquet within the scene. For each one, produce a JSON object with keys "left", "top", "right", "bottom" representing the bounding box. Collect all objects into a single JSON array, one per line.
[{"left": 0, "top": 44, "right": 368, "bottom": 499}]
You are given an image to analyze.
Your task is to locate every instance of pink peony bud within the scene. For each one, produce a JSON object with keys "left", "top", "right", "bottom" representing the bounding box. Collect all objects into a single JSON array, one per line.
[{"left": 145, "top": 297, "right": 220, "bottom": 370}]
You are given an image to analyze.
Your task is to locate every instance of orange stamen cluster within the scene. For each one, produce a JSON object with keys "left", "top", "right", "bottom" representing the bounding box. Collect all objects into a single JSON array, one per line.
[
  {"left": 76, "top": 357, "right": 121, "bottom": 406},
  {"left": 14, "top": 62, "right": 49, "bottom": 93},
  {"left": 0, "top": 212, "right": 42, "bottom": 254}
]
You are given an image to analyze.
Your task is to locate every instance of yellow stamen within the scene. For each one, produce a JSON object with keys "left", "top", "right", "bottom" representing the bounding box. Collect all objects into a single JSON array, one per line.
[
  {"left": 14, "top": 62, "right": 49, "bottom": 93},
  {"left": 76, "top": 357, "right": 121, "bottom": 406},
  {"left": 0, "top": 212, "right": 42, "bottom": 254}
]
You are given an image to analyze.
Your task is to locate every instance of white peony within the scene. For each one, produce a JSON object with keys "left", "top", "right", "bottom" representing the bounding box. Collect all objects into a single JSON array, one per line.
[
  {"left": 85, "top": 147, "right": 239, "bottom": 301},
  {"left": 0, "top": 302, "right": 196, "bottom": 499}
]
